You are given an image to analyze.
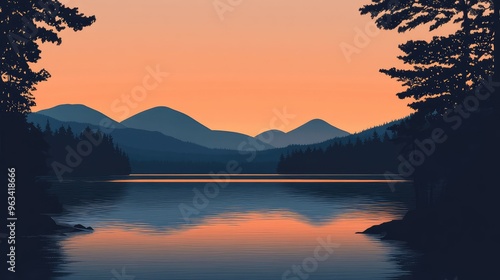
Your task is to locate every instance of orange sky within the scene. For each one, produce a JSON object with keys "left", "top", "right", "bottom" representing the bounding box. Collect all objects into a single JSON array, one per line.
[{"left": 33, "top": 0, "right": 454, "bottom": 136}]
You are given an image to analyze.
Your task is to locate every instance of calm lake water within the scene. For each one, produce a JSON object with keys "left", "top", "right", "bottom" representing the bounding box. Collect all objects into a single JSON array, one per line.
[{"left": 46, "top": 174, "right": 417, "bottom": 280}]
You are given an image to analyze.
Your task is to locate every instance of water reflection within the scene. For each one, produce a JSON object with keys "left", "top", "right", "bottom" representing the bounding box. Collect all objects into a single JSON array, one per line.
[
  {"left": 59, "top": 212, "right": 408, "bottom": 280},
  {"left": 3, "top": 175, "right": 490, "bottom": 279},
  {"left": 46, "top": 176, "right": 417, "bottom": 279},
  {"left": 0, "top": 236, "right": 68, "bottom": 280},
  {"left": 50, "top": 179, "right": 413, "bottom": 230},
  {"left": 106, "top": 179, "right": 410, "bottom": 183}
]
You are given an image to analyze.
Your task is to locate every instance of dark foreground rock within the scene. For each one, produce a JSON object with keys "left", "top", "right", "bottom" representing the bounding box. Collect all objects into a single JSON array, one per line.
[
  {"left": 1, "top": 214, "right": 94, "bottom": 236},
  {"left": 360, "top": 210, "right": 433, "bottom": 246},
  {"left": 73, "top": 224, "right": 94, "bottom": 231},
  {"left": 361, "top": 206, "right": 500, "bottom": 250},
  {"left": 360, "top": 206, "right": 500, "bottom": 278}
]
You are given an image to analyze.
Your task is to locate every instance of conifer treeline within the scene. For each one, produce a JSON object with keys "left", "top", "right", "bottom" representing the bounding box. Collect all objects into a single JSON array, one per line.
[
  {"left": 39, "top": 122, "right": 131, "bottom": 177},
  {"left": 277, "top": 131, "right": 400, "bottom": 174}
]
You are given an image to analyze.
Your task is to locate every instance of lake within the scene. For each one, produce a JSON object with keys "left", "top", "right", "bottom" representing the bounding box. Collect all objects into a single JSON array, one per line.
[{"left": 46, "top": 174, "right": 417, "bottom": 280}]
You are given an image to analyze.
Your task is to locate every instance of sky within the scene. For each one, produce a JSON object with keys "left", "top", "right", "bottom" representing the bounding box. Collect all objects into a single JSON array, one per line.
[{"left": 33, "top": 0, "right": 454, "bottom": 136}]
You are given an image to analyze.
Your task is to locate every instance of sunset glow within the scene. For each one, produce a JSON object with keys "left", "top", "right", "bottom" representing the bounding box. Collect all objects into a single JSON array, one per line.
[
  {"left": 64, "top": 211, "right": 395, "bottom": 260},
  {"left": 34, "top": 0, "right": 454, "bottom": 135}
]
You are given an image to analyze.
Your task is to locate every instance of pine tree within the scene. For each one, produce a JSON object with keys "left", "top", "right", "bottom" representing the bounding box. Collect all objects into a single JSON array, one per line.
[
  {"left": 360, "top": 1, "right": 496, "bottom": 119},
  {"left": 371, "top": 130, "right": 381, "bottom": 143},
  {"left": 0, "top": 1, "right": 94, "bottom": 231},
  {"left": 44, "top": 119, "right": 52, "bottom": 137},
  {"left": 1, "top": 1, "right": 95, "bottom": 118}
]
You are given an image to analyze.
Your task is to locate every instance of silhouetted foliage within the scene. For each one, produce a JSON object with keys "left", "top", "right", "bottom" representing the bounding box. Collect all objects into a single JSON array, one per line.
[
  {"left": 277, "top": 132, "right": 400, "bottom": 174},
  {"left": 361, "top": 0, "right": 497, "bottom": 118},
  {"left": 0, "top": 0, "right": 95, "bottom": 238},
  {"left": 43, "top": 125, "right": 131, "bottom": 177},
  {"left": 1, "top": 1, "right": 95, "bottom": 115},
  {"left": 360, "top": 0, "right": 500, "bottom": 206},
  {"left": 359, "top": 2, "right": 500, "bottom": 276}
]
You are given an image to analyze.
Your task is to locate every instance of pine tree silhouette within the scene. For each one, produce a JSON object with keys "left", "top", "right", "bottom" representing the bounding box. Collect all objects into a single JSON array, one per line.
[{"left": 0, "top": 0, "right": 95, "bottom": 236}]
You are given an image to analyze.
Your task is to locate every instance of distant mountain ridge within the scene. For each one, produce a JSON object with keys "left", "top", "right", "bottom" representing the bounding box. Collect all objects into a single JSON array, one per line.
[
  {"left": 256, "top": 119, "right": 350, "bottom": 148},
  {"left": 30, "top": 104, "right": 406, "bottom": 173},
  {"left": 34, "top": 104, "right": 352, "bottom": 150},
  {"left": 36, "top": 104, "right": 125, "bottom": 128},
  {"left": 121, "top": 106, "right": 273, "bottom": 150},
  {"left": 27, "top": 113, "right": 213, "bottom": 155}
]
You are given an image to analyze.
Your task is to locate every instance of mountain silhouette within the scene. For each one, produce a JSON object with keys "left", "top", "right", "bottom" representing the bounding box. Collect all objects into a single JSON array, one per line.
[
  {"left": 256, "top": 119, "right": 350, "bottom": 148},
  {"left": 36, "top": 104, "right": 124, "bottom": 128},
  {"left": 28, "top": 107, "right": 408, "bottom": 174},
  {"left": 121, "top": 106, "right": 273, "bottom": 150},
  {"left": 27, "top": 113, "right": 213, "bottom": 155},
  {"left": 35, "top": 105, "right": 355, "bottom": 151}
]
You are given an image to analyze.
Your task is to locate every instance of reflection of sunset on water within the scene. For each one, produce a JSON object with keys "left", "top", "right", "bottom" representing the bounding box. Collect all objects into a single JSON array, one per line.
[
  {"left": 106, "top": 179, "right": 410, "bottom": 183},
  {"left": 63, "top": 211, "right": 397, "bottom": 262},
  {"left": 49, "top": 179, "right": 414, "bottom": 279}
]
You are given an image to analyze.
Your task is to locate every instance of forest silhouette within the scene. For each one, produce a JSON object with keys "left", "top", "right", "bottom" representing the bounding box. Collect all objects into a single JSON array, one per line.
[
  {"left": 1, "top": 0, "right": 500, "bottom": 279},
  {"left": 357, "top": 1, "right": 500, "bottom": 278},
  {"left": 40, "top": 123, "right": 131, "bottom": 178},
  {"left": 277, "top": 131, "right": 400, "bottom": 174},
  {"left": 276, "top": 0, "right": 500, "bottom": 277}
]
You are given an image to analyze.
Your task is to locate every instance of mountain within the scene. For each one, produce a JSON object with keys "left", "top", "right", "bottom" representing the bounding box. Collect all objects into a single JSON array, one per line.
[
  {"left": 27, "top": 113, "right": 214, "bottom": 156},
  {"left": 249, "top": 118, "right": 406, "bottom": 171},
  {"left": 27, "top": 106, "right": 408, "bottom": 174},
  {"left": 36, "top": 104, "right": 125, "bottom": 128},
  {"left": 256, "top": 119, "right": 350, "bottom": 148},
  {"left": 310, "top": 118, "right": 404, "bottom": 150},
  {"left": 121, "top": 106, "right": 209, "bottom": 141},
  {"left": 34, "top": 104, "right": 364, "bottom": 152},
  {"left": 28, "top": 113, "right": 272, "bottom": 172},
  {"left": 121, "top": 106, "right": 273, "bottom": 150}
]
